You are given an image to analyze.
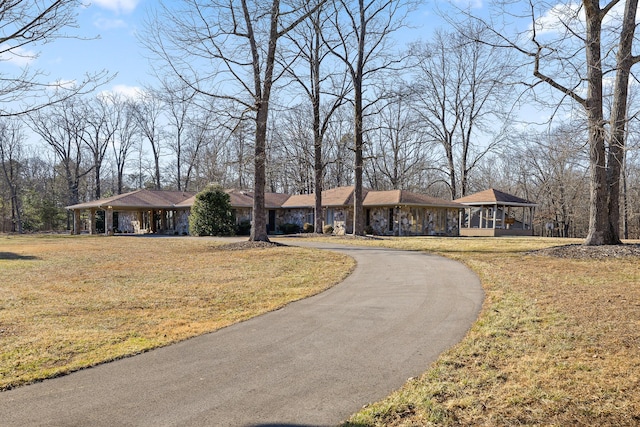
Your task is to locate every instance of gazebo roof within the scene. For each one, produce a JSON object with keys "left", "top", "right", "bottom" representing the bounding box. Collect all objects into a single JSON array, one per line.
[{"left": 455, "top": 189, "right": 536, "bottom": 207}]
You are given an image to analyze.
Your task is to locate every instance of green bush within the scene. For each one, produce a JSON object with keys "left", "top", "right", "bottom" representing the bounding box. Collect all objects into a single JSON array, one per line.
[
  {"left": 236, "top": 220, "right": 252, "bottom": 236},
  {"left": 189, "top": 184, "right": 236, "bottom": 236},
  {"left": 303, "top": 222, "right": 314, "bottom": 233},
  {"left": 280, "top": 223, "right": 301, "bottom": 234},
  {"left": 323, "top": 224, "right": 334, "bottom": 234}
]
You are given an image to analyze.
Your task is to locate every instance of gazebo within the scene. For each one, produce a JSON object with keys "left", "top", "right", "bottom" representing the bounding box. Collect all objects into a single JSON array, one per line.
[{"left": 455, "top": 189, "right": 537, "bottom": 237}]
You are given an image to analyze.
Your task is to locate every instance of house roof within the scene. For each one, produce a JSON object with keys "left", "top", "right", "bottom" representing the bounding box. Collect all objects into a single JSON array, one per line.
[
  {"left": 455, "top": 189, "right": 536, "bottom": 207},
  {"left": 175, "top": 189, "right": 291, "bottom": 209},
  {"left": 67, "top": 189, "right": 194, "bottom": 210},
  {"left": 68, "top": 186, "right": 468, "bottom": 212},
  {"left": 281, "top": 186, "right": 363, "bottom": 208},
  {"left": 363, "top": 189, "right": 462, "bottom": 208}
]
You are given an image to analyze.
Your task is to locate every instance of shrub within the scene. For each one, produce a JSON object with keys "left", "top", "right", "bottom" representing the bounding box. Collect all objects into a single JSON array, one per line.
[
  {"left": 323, "top": 224, "right": 334, "bottom": 234},
  {"left": 236, "top": 220, "right": 252, "bottom": 236},
  {"left": 188, "top": 184, "right": 236, "bottom": 236},
  {"left": 280, "top": 223, "right": 301, "bottom": 234},
  {"left": 364, "top": 225, "right": 375, "bottom": 235},
  {"left": 303, "top": 222, "right": 314, "bottom": 233}
]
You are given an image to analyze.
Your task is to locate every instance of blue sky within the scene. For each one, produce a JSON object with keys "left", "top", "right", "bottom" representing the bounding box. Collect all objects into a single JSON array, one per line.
[
  {"left": 9, "top": 0, "right": 487, "bottom": 100},
  {"left": 36, "top": 0, "right": 152, "bottom": 97}
]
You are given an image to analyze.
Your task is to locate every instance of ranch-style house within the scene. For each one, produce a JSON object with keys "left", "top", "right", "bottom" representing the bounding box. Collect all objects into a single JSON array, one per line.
[{"left": 66, "top": 186, "right": 535, "bottom": 237}]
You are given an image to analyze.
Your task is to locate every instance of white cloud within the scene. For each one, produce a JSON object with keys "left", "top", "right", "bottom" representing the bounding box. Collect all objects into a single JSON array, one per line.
[
  {"left": 100, "top": 84, "right": 144, "bottom": 100},
  {"left": 93, "top": 16, "right": 127, "bottom": 30},
  {"left": 0, "top": 46, "right": 37, "bottom": 67},
  {"left": 452, "top": 0, "right": 483, "bottom": 8},
  {"left": 91, "top": 0, "right": 140, "bottom": 14},
  {"left": 533, "top": 2, "right": 584, "bottom": 36},
  {"left": 531, "top": 1, "right": 631, "bottom": 38}
]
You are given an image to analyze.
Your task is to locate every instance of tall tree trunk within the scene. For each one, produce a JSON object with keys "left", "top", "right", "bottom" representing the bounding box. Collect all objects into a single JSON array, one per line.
[
  {"left": 312, "top": 19, "right": 324, "bottom": 235},
  {"left": 352, "top": 0, "right": 366, "bottom": 236},
  {"left": 583, "top": 2, "right": 609, "bottom": 245},
  {"left": 604, "top": 0, "right": 637, "bottom": 245},
  {"left": 251, "top": 102, "right": 270, "bottom": 241},
  {"left": 353, "top": 78, "right": 365, "bottom": 235}
]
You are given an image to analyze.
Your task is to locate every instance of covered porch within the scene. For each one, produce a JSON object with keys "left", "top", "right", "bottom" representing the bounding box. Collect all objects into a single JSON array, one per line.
[
  {"left": 455, "top": 189, "right": 537, "bottom": 237},
  {"left": 66, "top": 189, "right": 194, "bottom": 235}
]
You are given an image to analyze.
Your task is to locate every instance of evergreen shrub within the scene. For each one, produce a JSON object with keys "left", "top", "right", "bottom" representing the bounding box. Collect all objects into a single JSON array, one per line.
[{"left": 189, "top": 184, "right": 236, "bottom": 236}]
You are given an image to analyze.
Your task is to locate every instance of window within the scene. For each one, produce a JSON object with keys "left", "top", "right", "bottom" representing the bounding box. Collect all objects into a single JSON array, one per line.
[{"left": 326, "top": 208, "right": 334, "bottom": 225}]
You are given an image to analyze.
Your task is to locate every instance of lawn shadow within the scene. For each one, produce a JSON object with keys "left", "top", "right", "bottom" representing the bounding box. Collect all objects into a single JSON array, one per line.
[
  {"left": 0, "top": 252, "right": 39, "bottom": 260},
  {"left": 246, "top": 424, "right": 335, "bottom": 427}
]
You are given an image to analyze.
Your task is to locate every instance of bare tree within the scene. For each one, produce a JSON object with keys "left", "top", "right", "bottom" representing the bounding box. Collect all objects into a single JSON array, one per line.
[
  {"left": 111, "top": 96, "right": 139, "bottom": 194},
  {"left": 410, "top": 24, "right": 513, "bottom": 199},
  {"left": 181, "top": 104, "right": 218, "bottom": 192},
  {"left": 473, "top": 1, "right": 640, "bottom": 244},
  {"left": 365, "top": 85, "right": 431, "bottom": 191},
  {"left": 325, "top": 0, "right": 415, "bottom": 235},
  {"left": 281, "top": 0, "right": 349, "bottom": 232},
  {"left": 0, "top": 0, "right": 111, "bottom": 117},
  {"left": 28, "top": 99, "right": 92, "bottom": 225},
  {"left": 521, "top": 125, "right": 590, "bottom": 237},
  {"left": 324, "top": 106, "right": 355, "bottom": 188},
  {"left": 145, "top": 0, "right": 327, "bottom": 241},
  {"left": 82, "top": 95, "right": 120, "bottom": 199},
  {"left": 0, "top": 118, "right": 25, "bottom": 232},
  {"left": 154, "top": 79, "right": 198, "bottom": 191},
  {"left": 270, "top": 105, "right": 315, "bottom": 194},
  {"left": 132, "top": 91, "right": 165, "bottom": 190}
]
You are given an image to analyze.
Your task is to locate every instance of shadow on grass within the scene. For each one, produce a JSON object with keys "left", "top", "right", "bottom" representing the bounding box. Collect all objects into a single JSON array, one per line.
[
  {"left": 0, "top": 252, "right": 39, "bottom": 260},
  {"left": 246, "top": 424, "right": 349, "bottom": 427}
]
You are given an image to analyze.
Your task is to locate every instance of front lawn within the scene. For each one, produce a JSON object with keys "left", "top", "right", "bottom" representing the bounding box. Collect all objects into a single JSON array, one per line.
[
  {"left": 0, "top": 234, "right": 354, "bottom": 390},
  {"left": 329, "top": 236, "right": 640, "bottom": 426}
]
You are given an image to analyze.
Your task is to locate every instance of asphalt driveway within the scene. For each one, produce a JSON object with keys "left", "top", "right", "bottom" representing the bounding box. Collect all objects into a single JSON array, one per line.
[{"left": 0, "top": 240, "right": 483, "bottom": 426}]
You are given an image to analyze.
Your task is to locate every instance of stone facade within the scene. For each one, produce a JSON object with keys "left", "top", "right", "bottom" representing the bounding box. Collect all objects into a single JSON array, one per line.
[
  {"left": 281, "top": 208, "right": 311, "bottom": 228},
  {"left": 116, "top": 212, "right": 139, "bottom": 234},
  {"left": 367, "top": 206, "right": 459, "bottom": 236}
]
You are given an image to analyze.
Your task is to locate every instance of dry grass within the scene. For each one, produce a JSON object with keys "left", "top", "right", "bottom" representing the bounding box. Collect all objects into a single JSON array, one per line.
[
  {"left": 303, "top": 236, "right": 640, "bottom": 426},
  {"left": 0, "top": 234, "right": 355, "bottom": 391}
]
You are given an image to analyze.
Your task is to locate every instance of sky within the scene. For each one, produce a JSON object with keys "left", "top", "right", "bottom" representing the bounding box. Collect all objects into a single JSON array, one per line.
[
  {"left": 4, "top": 0, "right": 487, "bottom": 102},
  {"left": 36, "top": 0, "right": 153, "bottom": 98}
]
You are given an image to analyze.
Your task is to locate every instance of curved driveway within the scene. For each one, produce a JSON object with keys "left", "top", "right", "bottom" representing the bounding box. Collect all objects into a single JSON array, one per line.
[{"left": 0, "top": 240, "right": 483, "bottom": 427}]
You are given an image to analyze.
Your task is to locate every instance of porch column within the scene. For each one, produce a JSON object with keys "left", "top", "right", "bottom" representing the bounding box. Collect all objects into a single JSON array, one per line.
[
  {"left": 159, "top": 210, "right": 166, "bottom": 232},
  {"left": 150, "top": 210, "right": 157, "bottom": 233},
  {"left": 492, "top": 206, "right": 497, "bottom": 230},
  {"left": 89, "top": 209, "right": 96, "bottom": 235},
  {"left": 72, "top": 210, "right": 81, "bottom": 235},
  {"left": 479, "top": 207, "right": 484, "bottom": 229},
  {"left": 138, "top": 211, "right": 144, "bottom": 233},
  {"left": 529, "top": 206, "right": 535, "bottom": 235},
  {"left": 105, "top": 208, "right": 114, "bottom": 235}
]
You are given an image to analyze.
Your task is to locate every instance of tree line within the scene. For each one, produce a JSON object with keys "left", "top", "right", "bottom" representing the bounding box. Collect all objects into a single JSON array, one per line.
[{"left": 1, "top": 0, "right": 640, "bottom": 242}]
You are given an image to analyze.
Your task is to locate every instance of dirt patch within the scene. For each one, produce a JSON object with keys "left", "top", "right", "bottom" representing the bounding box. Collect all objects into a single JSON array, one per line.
[
  {"left": 213, "top": 240, "right": 288, "bottom": 251},
  {"left": 528, "top": 243, "right": 640, "bottom": 259}
]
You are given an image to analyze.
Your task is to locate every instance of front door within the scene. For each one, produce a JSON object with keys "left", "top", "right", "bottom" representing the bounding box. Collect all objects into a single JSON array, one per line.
[{"left": 268, "top": 210, "right": 276, "bottom": 233}]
